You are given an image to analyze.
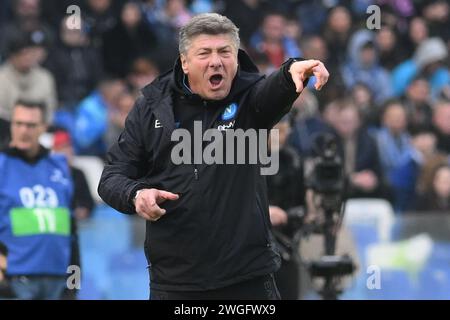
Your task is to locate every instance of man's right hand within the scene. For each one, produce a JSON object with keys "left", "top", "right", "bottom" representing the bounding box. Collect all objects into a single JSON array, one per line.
[{"left": 134, "top": 188, "right": 179, "bottom": 221}]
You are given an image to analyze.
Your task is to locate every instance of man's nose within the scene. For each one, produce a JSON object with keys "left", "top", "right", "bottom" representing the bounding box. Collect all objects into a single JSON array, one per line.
[{"left": 209, "top": 53, "right": 223, "bottom": 68}]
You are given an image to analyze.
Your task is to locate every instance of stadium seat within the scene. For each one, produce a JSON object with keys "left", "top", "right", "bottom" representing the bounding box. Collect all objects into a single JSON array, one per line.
[
  {"left": 72, "top": 156, "right": 105, "bottom": 203},
  {"left": 343, "top": 198, "right": 395, "bottom": 242}
]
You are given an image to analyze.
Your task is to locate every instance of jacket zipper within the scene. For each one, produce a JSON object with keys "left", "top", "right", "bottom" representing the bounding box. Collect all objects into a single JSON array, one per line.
[
  {"left": 193, "top": 100, "right": 211, "bottom": 182},
  {"left": 194, "top": 167, "right": 198, "bottom": 180}
]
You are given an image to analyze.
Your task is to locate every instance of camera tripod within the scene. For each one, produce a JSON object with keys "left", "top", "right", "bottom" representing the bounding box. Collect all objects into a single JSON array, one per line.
[{"left": 307, "top": 201, "right": 355, "bottom": 300}]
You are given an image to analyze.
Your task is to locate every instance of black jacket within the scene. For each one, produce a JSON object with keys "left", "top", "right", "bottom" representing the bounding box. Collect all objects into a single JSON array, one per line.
[{"left": 98, "top": 50, "right": 302, "bottom": 291}]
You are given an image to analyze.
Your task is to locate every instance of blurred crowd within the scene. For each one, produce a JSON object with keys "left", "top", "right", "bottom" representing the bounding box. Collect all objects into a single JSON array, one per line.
[{"left": 0, "top": 0, "right": 449, "bottom": 214}]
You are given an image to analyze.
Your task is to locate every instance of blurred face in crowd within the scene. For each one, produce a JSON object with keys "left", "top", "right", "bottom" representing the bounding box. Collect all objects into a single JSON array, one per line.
[
  {"left": 376, "top": 27, "right": 396, "bottom": 52},
  {"left": 322, "top": 101, "right": 340, "bottom": 126},
  {"left": 181, "top": 33, "right": 238, "bottom": 101},
  {"left": 10, "top": 47, "right": 38, "bottom": 73},
  {"left": 10, "top": 105, "right": 46, "bottom": 157},
  {"left": 383, "top": 103, "right": 407, "bottom": 135},
  {"left": 359, "top": 45, "right": 376, "bottom": 67},
  {"left": 328, "top": 6, "right": 351, "bottom": 34},
  {"left": 352, "top": 83, "right": 372, "bottom": 108},
  {"left": 433, "top": 103, "right": 450, "bottom": 134},
  {"left": 100, "top": 80, "right": 127, "bottom": 106},
  {"left": 433, "top": 166, "right": 450, "bottom": 198},
  {"left": 412, "top": 132, "right": 436, "bottom": 157},
  {"left": 61, "top": 17, "right": 88, "bottom": 47},
  {"left": 303, "top": 36, "right": 328, "bottom": 62},
  {"left": 406, "top": 78, "right": 429, "bottom": 103},
  {"left": 166, "top": 0, "right": 187, "bottom": 17},
  {"left": 88, "top": 0, "right": 111, "bottom": 13},
  {"left": 335, "top": 106, "right": 360, "bottom": 139},
  {"left": 122, "top": 2, "right": 141, "bottom": 29},
  {"left": 16, "top": 0, "right": 40, "bottom": 19},
  {"left": 117, "top": 93, "right": 135, "bottom": 114},
  {"left": 262, "top": 14, "right": 286, "bottom": 42},
  {"left": 285, "top": 18, "right": 302, "bottom": 41},
  {"left": 423, "top": 1, "right": 449, "bottom": 22},
  {"left": 409, "top": 17, "right": 428, "bottom": 46},
  {"left": 128, "top": 57, "right": 160, "bottom": 90}
]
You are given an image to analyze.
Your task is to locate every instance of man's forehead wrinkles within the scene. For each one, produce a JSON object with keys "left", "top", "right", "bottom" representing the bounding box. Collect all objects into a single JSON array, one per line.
[{"left": 196, "top": 44, "right": 232, "bottom": 51}]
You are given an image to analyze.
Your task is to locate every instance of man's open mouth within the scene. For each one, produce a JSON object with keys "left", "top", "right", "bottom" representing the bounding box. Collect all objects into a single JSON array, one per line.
[{"left": 209, "top": 74, "right": 223, "bottom": 88}]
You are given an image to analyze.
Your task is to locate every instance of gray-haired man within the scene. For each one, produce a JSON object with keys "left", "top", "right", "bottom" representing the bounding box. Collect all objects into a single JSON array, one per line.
[{"left": 98, "top": 13, "right": 329, "bottom": 299}]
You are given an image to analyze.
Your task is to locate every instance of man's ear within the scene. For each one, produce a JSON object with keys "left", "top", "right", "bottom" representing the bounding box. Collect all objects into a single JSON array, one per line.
[{"left": 180, "top": 54, "right": 189, "bottom": 75}]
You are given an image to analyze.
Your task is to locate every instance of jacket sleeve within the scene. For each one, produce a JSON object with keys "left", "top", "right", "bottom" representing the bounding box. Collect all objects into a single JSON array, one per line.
[
  {"left": 250, "top": 58, "right": 308, "bottom": 129},
  {"left": 97, "top": 96, "right": 152, "bottom": 214}
]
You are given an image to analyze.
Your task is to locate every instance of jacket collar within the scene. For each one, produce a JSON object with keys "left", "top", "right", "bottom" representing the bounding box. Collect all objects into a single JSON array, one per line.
[{"left": 3, "top": 145, "right": 49, "bottom": 164}]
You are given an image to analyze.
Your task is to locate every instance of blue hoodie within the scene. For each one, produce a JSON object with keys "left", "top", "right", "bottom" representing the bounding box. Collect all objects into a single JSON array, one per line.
[{"left": 341, "top": 30, "right": 393, "bottom": 105}]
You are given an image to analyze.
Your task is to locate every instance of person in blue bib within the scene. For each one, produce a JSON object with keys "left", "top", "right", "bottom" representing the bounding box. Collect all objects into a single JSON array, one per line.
[{"left": 0, "top": 100, "right": 73, "bottom": 300}]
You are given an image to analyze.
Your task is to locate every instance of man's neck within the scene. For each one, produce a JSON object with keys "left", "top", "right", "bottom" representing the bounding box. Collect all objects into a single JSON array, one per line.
[{"left": 7, "top": 145, "right": 47, "bottom": 164}]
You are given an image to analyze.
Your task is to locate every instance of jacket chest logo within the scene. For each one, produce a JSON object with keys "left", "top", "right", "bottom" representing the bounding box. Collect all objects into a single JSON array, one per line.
[
  {"left": 217, "top": 120, "right": 235, "bottom": 131},
  {"left": 221, "top": 103, "right": 238, "bottom": 121}
]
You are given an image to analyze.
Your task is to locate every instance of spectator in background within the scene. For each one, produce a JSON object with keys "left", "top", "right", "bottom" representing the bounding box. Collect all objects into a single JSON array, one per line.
[
  {"left": 322, "top": 6, "right": 352, "bottom": 73},
  {"left": 142, "top": 0, "right": 191, "bottom": 49},
  {"left": 341, "top": 29, "right": 393, "bottom": 105},
  {"left": 375, "top": 25, "right": 406, "bottom": 71},
  {"left": 249, "top": 11, "right": 302, "bottom": 68},
  {"left": 223, "top": 0, "right": 264, "bottom": 46},
  {"left": 284, "top": 14, "right": 303, "bottom": 46},
  {"left": 160, "top": 0, "right": 192, "bottom": 31},
  {"left": 249, "top": 51, "right": 276, "bottom": 76},
  {"left": 411, "top": 126, "right": 449, "bottom": 197},
  {"left": 52, "top": 129, "right": 94, "bottom": 220},
  {"left": 0, "top": 32, "right": 57, "bottom": 123},
  {"left": 402, "top": 76, "right": 433, "bottom": 130},
  {"left": 72, "top": 78, "right": 126, "bottom": 157},
  {"left": 295, "top": 0, "right": 329, "bottom": 36},
  {"left": 420, "top": 0, "right": 449, "bottom": 42},
  {"left": 83, "top": 0, "right": 117, "bottom": 48},
  {"left": 374, "top": 100, "right": 420, "bottom": 212},
  {"left": 332, "top": 101, "right": 387, "bottom": 200},
  {"left": 51, "top": 128, "right": 94, "bottom": 300},
  {"left": 44, "top": 16, "right": 103, "bottom": 110},
  {"left": 39, "top": 0, "right": 77, "bottom": 30},
  {"left": 300, "top": 34, "right": 345, "bottom": 106},
  {"left": 416, "top": 164, "right": 450, "bottom": 212},
  {"left": 140, "top": 0, "right": 183, "bottom": 71},
  {"left": 0, "top": 101, "right": 73, "bottom": 299},
  {"left": 267, "top": 118, "right": 304, "bottom": 300},
  {"left": 102, "top": 1, "right": 157, "bottom": 78},
  {"left": 0, "top": 0, "right": 55, "bottom": 61},
  {"left": 350, "top": 82, "right": 378, "bottom": 128},
  {"left": 300, "top": 36, "right": 328, "bottom": 88},
  {"left": 288, "top": 98, "right": 335, "bottom": 157},
  {"left": 126, "top": 56, "right": 160, "bottom": 95},
  {"left": 402, "top": 16, "right": 429, "bottom": 54},
  {"left": 432, "top": 100, "right": 450, "bottom": 154},
  {"left": 392, "top": 37, "right": 449, "bottom": 100},
  {"left": 104, "top": 91, "right": 135, "bottom": 150}
]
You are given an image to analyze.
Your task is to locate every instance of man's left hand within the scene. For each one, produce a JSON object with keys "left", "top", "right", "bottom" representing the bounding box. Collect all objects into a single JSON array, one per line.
[{"left": 289, "top": 59, "right": 329, "bottom": 93}]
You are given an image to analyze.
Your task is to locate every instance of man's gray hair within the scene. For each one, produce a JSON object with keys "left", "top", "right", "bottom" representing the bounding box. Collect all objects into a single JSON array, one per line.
[{"left": 179, "top": 13, "right": 240, "bottom": 54}]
